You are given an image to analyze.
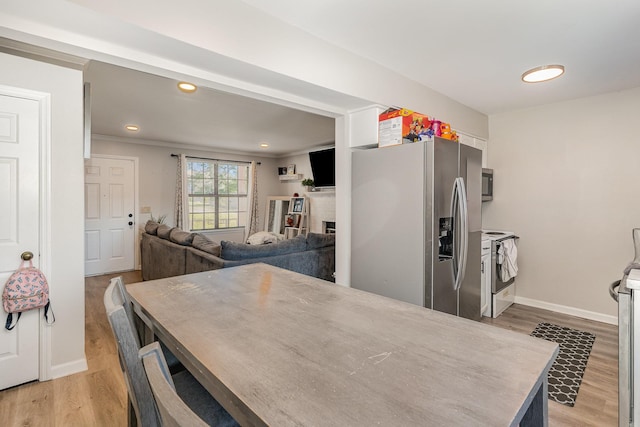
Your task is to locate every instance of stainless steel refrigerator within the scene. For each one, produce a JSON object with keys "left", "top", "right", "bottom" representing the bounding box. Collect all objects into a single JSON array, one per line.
[{"left": 351, "top": 137, "right": 482, "bottom": 320}]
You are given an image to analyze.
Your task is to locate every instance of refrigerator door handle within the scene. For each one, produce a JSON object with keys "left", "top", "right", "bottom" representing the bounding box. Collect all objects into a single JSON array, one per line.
[
  {"left": 450, "top": 179, "right": 460, "bottom": 289},
  {"left": 455, "top": 177, "right": 469, "bottom": 291},
  {"left": 450, "top": 177, "right": 469, "bottom": 292},
  {"left": 450, "top": 177, "right": 467, "bottom": 291}
]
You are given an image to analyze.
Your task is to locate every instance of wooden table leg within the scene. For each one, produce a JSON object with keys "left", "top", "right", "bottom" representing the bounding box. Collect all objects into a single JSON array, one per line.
[{"left": 133, "top": 307, "right": 155, "bottom": 345}]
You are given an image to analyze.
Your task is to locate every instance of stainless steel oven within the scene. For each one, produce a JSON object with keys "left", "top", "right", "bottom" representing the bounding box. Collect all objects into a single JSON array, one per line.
[
  {"left": 612, "top": 228, "right": 640, "bottom": 425},
  {"left": 482, "top": 230, "right": 518, "bottom": 318},
  {"left": 610, "top": 276, "right": 632, "bottom": 426}
]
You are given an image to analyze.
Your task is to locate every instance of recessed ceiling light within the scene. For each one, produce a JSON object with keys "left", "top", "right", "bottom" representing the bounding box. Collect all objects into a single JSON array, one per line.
[
  {"left": 521, "top": 65, "right": 565, "bottom": 83},
  {"left": 177, "top": 82, "right": 197, "bottom": 93},
  {"left": 260, "top": 143, "right": 269, "bottom": 148},
  {"left": 125, "top": 125, "right": 139, "bottom": 132}
]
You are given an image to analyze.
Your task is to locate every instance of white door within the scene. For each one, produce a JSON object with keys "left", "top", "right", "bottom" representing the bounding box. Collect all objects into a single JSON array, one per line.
[
  {"left": 0, "top": 92, "right": 41, "bottom": 390},
  {"left": 84, "top": 156, "right": 136, "bottom": 275}
]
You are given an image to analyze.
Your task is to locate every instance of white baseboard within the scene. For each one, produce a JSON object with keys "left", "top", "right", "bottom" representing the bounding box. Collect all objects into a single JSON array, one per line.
[
  {"left": 50, "top": 357, "right": 88, "bottom": 379},
  {"left": 514, "top": 296, "right": 617, "bottom": 325}
]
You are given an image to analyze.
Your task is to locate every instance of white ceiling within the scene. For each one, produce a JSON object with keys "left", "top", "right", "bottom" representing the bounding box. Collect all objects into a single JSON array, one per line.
[
  {"left": 5, "top": 0, "right": 640, "bottom": 155},
  {"left": 85, "top": 61, "right": 337, "bottom": 156},
  {"left": 241, "top": 0, "right": 640, "bottom": 115}
]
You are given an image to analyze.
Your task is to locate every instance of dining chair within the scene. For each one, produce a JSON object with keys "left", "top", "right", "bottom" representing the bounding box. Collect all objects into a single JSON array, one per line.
[
  {"left": 105, "top": 278, "right": 239, "bottom": 427},
  {"left": 111, "top": 276, "right": 183, "bottom": 373},
  {"left": 140, "top": 342, "right": 239, "bottom": 427},
  {"left": 104, "top": 279, "right": 161, "bottom": 426}
]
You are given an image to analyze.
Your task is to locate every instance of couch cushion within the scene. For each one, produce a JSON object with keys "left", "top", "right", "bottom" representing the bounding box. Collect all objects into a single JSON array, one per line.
[
  {"left": 169, "top": 228, "right": 195, "bottom": 246},
  {"left": 145, "top": 220, "right": 160, "bottom": 235},
  {"left": 306, "top": 232, "right": 336, "bottom": 250},
  {"left": 192, "top": 234, "right": 221, "bottom": 256},
  {"left": 157, "top": 224, "right": 174, "bottom": 239},
  {"left": 221, "top": 235, "right": 307, "bottom": 261}
]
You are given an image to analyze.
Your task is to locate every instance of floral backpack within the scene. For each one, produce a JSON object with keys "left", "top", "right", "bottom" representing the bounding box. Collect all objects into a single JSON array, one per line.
[{"left": 3, "top": 259, "right": 55, "bottom": 330}]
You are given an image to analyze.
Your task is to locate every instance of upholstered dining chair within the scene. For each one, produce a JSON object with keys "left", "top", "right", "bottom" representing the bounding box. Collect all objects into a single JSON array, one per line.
[
  {"left": 104, "top": 278, "right": 239, "bottom": 427},
  {"left": 140, "top": 342, "right": 239, "bottom": 427}
]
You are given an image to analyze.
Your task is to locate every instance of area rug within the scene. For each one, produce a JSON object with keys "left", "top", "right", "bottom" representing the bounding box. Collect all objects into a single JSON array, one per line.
[{"left": 530, "top": 322, "right": 596, "bottom": 407}]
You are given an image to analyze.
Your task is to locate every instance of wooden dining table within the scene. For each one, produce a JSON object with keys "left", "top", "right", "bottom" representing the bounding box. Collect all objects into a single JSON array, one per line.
[{"left": 127, "top": 263, "right": 558, "bottom": 426}]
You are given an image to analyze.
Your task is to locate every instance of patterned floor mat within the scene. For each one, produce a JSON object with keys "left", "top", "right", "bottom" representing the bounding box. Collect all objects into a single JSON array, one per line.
[{"left": 530, "top": 322, "right": 596, "bottom": 407}]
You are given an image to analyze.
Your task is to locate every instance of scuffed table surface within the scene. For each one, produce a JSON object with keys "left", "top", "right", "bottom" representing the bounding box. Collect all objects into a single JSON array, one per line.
[{"left": 128, "top": 263, "right": 558, "bottom": 426}]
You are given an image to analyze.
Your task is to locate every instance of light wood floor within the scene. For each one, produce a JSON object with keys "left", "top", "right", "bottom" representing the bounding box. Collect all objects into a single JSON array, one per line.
[
  {"left": 0, "top": 272, "right": 618, "bottom": 426},
  {"left": 0, "top": 271, "right": 141, "bottom": 427},
  {"left": 482, "top": 304, "right": 618, "bottom": 426}
]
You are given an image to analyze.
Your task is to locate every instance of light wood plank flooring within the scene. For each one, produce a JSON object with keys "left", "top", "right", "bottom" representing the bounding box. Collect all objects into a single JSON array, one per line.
[
  {"left": 482, "top": 304, "right": 618, "bottom": 426},
  {"left": 0, "top": 272, "right": 618, "bottom": 426},
  {"left": 0, "top": 271, "right": 141, "bottom": 427}
]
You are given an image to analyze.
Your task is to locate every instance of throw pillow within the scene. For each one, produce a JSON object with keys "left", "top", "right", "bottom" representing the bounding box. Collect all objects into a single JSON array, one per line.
[
  {"left": 221, "top": 235, "right": 306, "bottom": 261},
  {"left": 145, "top": 220, "right": 159, "bottom": 235},
  {"left": 157, "top": 224, "right": 174, "bottom": 239},
  {"left": 169, "top": 228, "right": 195, "bottom": 246},
  {"left": 192, "top": 234, "right": 222, "bottom": 256},
  {"left": 306, "top": 232, "right": 335, "bottom": 250}
]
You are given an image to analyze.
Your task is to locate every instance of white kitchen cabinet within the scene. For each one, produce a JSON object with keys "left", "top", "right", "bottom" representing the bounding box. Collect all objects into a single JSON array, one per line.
[
  {"left": 348, "top": 105, "right": 386, "bottom": 148},
  {"left": 457, "top": 132, "right": 488, "bottom": 168},
  {"left": 475, "top": 139, "right": 488, "bottom": 168}
]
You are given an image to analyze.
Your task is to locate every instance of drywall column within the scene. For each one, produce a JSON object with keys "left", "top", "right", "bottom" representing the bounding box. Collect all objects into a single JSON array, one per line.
[
  {"left": 0, "top": 52, "right": 87, "bottom": 377},
  {"left": 334, "top": 115, "right": 350, "bottom": 286}
]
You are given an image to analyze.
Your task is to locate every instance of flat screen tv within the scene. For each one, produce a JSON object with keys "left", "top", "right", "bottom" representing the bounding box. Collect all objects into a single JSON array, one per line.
[{"left": 308, "top": 148, "right": 335, "bottom": 188}]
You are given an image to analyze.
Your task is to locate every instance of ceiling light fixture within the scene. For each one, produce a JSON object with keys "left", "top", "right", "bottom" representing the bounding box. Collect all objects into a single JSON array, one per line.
[
  {"left": 177, "top": 82, "right": 197, "bottom": 93},
  {"left": 260, "top": 143, "right": 269, "bottom": 148},
  {"left": 125, "top": 125, "right": 139, "bottom": 132},
  {"left": 521, "top": 65, "right": 565, "bottom": 83}
]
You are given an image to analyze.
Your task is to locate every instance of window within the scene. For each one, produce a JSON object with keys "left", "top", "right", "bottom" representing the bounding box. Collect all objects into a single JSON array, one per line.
[{"left": 186, "top": 160, "right": 249, "bottom": 231}]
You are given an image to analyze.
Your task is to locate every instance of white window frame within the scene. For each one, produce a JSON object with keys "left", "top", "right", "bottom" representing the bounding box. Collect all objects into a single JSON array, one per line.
[{"left": 186, "top": 159, "right": 250, "bottom": 231}]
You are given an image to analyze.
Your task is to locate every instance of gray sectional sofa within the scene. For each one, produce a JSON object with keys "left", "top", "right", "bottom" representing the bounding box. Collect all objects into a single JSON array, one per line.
[{"left": 140, "top": 222, "right": 335, "bottom": 282}]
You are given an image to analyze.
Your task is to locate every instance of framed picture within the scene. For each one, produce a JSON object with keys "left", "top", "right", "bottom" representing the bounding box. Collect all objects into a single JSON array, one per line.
[
  {"left": 278, "top": 167, "right": 288, "bottom": 176},
  {"left": 285, "top": 214, "right": 295, "bottom": 227},
  {"left": 287, "top": 164, "right": 296, "bottom": 175},
  {"left": 291, "top": 197, "right": 304, "bottom": 213}
]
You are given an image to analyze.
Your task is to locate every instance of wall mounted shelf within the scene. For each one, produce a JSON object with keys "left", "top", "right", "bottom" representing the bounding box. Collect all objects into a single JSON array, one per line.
[{"left": 279, "top": 174, "right": 303, "bottom": 181}]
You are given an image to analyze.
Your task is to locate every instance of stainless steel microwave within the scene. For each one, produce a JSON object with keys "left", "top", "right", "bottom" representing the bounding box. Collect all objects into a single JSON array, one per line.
[{"left": 482, "top": 168, "right": 493, "bottom": 201}]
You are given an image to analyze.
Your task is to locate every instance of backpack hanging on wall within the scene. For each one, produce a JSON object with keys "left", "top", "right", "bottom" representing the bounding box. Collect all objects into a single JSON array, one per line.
[{"left": 2, "top": 255, "right": 55, "bottom": 331}]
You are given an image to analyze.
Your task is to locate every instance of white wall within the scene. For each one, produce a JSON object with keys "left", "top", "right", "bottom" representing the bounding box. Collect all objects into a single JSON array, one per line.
[
  {"left": 275, "top": 152, "right": 313, "bottom": 197},
  {"left": 0, "top": 53, "right": 86, "bottom": 375},
  {"left": 91, "top": 138, "right": 282, "bottom": 243},
  {"left": 484, "top": 86, "right": 640, "bottom": 319}
]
